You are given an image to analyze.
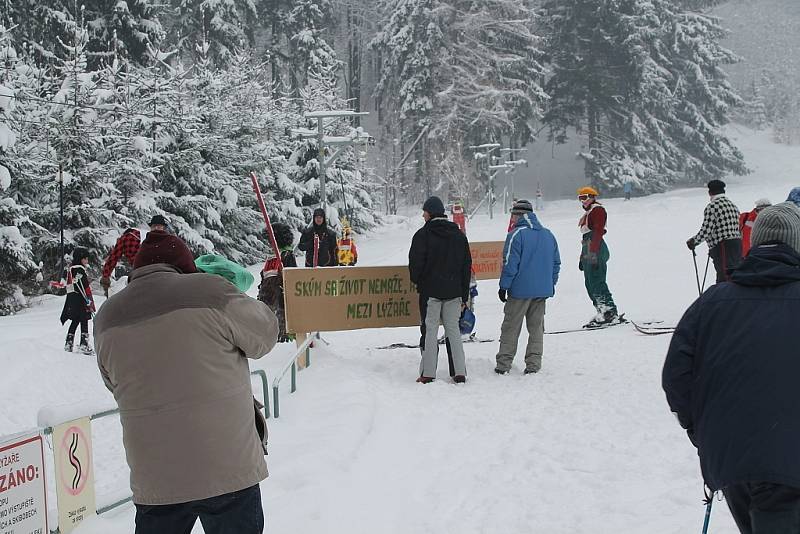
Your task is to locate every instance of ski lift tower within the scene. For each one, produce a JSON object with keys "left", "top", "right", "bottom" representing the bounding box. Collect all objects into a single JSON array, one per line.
[
  {"left": 469, "top": 143, "right": 501, "bottom": 219},
  {"left": 294, "top": 110, "right": 371, "bottom": 210},
  {"left": 498, "top": 148, "right": 528, "bottom": 204}
]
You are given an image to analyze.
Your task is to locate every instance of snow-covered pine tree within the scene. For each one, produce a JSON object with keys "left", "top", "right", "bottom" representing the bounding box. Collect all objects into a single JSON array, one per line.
[
  {"left": 335, "top": 0, "right": 370, "bottom": 121},
  {"left": 436, "top": 0, "right": 546, "bottom": 146},
  {"left": 81, "top": 0, "right": 165, "bottom": 67},
  {"left": 372, "top": 0, "right": 546, "bottom": 201},
  {"left": 372, "top": 0, "right": 441, "bottom": 197},
  {"left": 665, "top": 9, "right": 747, "bottom": 182},
  {"left": 0, "top": 25, "right": 41, "bottom": 313},
  {"left": 541, "top": 0, "right": 746, "bottom": 191},
  {"left": 46, "top": 17, "right": 127, "bottom": 266},
  {"left": 737, "top": 79, "right": 768, "bottom": 130},
  {"left": 3, "top": 0, "right": 163, "bottom": 67},
  {"left": 285, "top": 0, "right": 338, "bottom": 99},
  {"left": 91, "top": 51, "right": 163, "bottom": 229},
  {"left": 167, "top": 0, "right": 258, "bottom": 64},
  {"left": 1, "top": 1, "right": 74, "bottom": 63}
]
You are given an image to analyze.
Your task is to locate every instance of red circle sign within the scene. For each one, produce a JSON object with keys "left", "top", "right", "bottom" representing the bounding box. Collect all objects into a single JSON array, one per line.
[{"left": 59, "top": 426, "right": 91, "bottom": 496}]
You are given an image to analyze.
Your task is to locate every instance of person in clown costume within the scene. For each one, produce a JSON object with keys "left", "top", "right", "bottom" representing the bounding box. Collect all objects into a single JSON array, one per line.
[
  {"left": 336, "top": 219, "right": 359, "bottom": 266},
  {"left": 577, "top": 186, "right": 621, "bottom": 327}
]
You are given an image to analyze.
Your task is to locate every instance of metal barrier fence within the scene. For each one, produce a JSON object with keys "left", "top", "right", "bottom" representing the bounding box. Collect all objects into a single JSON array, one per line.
[
  {"left": 38, "top": 369, "right": 271, "bottom": 530},
  {"left": 271, "top": 332, "right": 321, "bottom": 418}
]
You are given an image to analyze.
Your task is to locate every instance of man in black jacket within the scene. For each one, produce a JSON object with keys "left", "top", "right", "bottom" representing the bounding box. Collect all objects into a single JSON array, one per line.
[
  {"left": 298, "top": 208, "right": 338, "bottom": 267},
  {"left": 663, "top": 202, "right": 800, "bottom": 534},
  {"left": 408, "top": 196, "right": 472, "bottom": 384}
]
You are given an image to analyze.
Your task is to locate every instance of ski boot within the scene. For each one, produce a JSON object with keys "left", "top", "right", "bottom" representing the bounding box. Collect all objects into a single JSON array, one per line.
[
  {"left": 582, "top": 309, "right": 606, "bottom": 329},
  {"left": 583, "top": 309, "right": 623, "bottom": 329},
  {"left": 604, "top": 310, "right": 626, "bottom": 323},
  {"left": 78, "top": 333, "right": 94, "bottom": 355},
  {"left": 64, "top": 333, "right": 75, "bottom": 352}
]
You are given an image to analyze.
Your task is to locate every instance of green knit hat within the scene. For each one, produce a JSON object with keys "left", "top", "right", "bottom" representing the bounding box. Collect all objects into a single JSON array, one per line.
[{"left": 195, "top": 254, "right": 255, "bottom": 292}]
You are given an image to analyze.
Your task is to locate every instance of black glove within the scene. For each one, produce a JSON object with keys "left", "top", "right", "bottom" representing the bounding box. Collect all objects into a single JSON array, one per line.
[
  {"left": 686, "top": 238, "right": 696, "bottom": 251},
  {"left": 578, "top": 258, "right": 584, "bottom": 271},
  {"left": 498, "top": 289, "right": 507, "bottom": 303}
]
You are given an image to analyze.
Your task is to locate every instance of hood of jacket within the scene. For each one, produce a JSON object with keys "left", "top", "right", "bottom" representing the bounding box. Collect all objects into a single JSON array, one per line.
[
  {"left": 425, "top": 216, "right": 462, "bottom": 238},
  {"left": 312, "top": 208, "right": 327, "bottom": 229},
  {"left": 512, "top": 212, "right": 543, "bottom": 231},
  {"left": 730, "top": 243, "right": 800, "bottom": 287}
]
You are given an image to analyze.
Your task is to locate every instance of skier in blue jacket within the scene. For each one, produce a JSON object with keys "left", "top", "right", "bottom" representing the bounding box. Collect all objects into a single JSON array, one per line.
[{"left": 495, "top": 200, "right": 561, "bottom": 375}]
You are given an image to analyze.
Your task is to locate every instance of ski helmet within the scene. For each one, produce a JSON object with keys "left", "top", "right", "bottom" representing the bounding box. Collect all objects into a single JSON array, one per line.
[{"left": 459, "top": 307, "right": 476, "bottom": 335}]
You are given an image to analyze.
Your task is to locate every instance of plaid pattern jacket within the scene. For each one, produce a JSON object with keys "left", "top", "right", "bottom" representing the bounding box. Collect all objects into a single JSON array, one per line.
[
  {"left": 102, "top": 229, "right": 141, "bottom": 279},
  {"left": 693, "top": 195, "right": 741, "bottom": 249}
]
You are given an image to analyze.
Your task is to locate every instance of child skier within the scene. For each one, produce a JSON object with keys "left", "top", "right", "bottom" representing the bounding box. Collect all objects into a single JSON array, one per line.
[
  {"left": 336, "top": 220, "right": 359, "bottom": 266},
  {"left": 60, "top": 248, "right": 96, "bottom": 354},
  {"left": 451, "top": 200, "right": 467, "bottom": 234},
  {"left": 258, "top": 223, "right": 297, "bottom": 342}
]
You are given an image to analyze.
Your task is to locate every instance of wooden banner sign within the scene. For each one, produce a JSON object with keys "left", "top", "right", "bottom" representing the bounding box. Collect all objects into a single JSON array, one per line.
[
  {"left": 284, "top": 266, "right": 421, "bottom": 333},
  {"left": 469, "top": 241, "right": 504, "bottom": 280}
]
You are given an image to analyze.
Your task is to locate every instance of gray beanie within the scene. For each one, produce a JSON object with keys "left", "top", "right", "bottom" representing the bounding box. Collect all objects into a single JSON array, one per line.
[
  {"left": 510, "top": 199, "right": 534, "bottom": 215},
  {"left": 751, "top": 202, "right": 800, "bottom": 254}
]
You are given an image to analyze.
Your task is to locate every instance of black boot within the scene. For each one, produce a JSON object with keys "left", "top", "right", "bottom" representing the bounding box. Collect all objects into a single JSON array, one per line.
[
  {"left": 79, "top": 333, "right": 94, "bottom": 355},
  {"left": 64, "top": 333, "right": 75, "bottom": 352}
]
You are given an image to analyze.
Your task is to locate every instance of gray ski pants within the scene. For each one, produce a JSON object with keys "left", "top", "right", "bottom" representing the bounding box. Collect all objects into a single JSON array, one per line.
[
  {"left": 420, "top": 297, "right": 467, "bottom": 378},
  {"left": 495, "top": 297, "right": 546, "bottom": 373}
]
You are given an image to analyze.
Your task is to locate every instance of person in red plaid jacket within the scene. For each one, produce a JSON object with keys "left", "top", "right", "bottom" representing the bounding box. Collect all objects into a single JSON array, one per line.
[
  {"left": 100, "top": 215, "right": 169, "bottom": 295},
  {"left": 101, "top": 228, "right": 141, "bottom": 295}
]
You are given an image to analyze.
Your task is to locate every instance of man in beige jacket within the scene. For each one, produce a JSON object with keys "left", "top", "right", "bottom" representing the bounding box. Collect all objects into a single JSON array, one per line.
[{"left": 94, "top": 234, "right": 278, "bottom": 534}]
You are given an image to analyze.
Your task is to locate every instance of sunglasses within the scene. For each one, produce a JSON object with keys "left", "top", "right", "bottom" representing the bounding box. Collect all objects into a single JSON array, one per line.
[{"left": 578, "top": 194, "right": 591, "bottom": 201}]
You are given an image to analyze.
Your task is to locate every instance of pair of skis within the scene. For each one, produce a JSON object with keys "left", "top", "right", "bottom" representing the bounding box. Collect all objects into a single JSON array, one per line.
[
  {"left": 545, "top": 314, "right": 630, "bottom": 335},
  {"left": 631, "top": 322, "right": 676, "bottom": 336},
  {"left": 545, "top": 319, "right": 675, "bottom": 336},
  {"left": 376, "top": 333, "right": 494, "bottom": 350}
]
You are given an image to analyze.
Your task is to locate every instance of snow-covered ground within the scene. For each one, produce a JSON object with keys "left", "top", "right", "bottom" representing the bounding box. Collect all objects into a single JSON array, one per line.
[{"left": 2, "top": 126, "right": 799, "bottom": 533}]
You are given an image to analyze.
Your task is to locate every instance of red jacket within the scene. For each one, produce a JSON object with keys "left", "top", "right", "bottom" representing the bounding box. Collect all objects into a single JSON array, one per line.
[
  {"left": 102, "top": 229, "right": 141, "bottom": 279},
  {"left": 739, "top": 210, "right": 759, "bottom": 256},
  {"left": 579, "top": 202, "right": 607, "bottom": 253}
]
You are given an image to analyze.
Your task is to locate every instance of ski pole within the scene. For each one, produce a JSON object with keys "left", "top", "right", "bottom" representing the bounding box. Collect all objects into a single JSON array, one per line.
[
  {"left": 701, "top": 255, "right": 711, "bottom": 293},
  {"left": 692, "top": 249, "right": 702, "bottom": 297},
  {"left": 250, "top": 172, "right": 283, "bottom": 271},
  {"left": 702, "top": 493, "right": 714, "bottom": 534}
]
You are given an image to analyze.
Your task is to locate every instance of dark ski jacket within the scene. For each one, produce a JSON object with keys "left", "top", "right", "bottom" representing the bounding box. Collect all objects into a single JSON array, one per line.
[
  {"left": 408, "top": 217, "right": 472, "bottom": 302},
  {"left": 663, "top": 243, "right": 800, "bottom": 491},
  {"left": 60, "top": 264, "right": 95, "bottom": 324},
  {"left": 298, "top": 211, "right": 338, "bottom": 267}
]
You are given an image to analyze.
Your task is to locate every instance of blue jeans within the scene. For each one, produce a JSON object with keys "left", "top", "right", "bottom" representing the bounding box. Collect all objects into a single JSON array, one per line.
[
  {"left": 134, "top": 484, "right": 264, "bottom": 534},
  {"left": 723, "top": 482, "right": 800, "bottom": 534}
]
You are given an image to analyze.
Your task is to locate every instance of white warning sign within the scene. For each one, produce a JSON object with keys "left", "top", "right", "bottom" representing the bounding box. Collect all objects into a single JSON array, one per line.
[{"left": 0, "top": 434, "right": 48, "bottom": 534}]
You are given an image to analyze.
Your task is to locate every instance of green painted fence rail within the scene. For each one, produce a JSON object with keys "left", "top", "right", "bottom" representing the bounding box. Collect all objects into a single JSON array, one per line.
[{"left": 36, "top": 369, "right": 271, "bottom": 532}]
